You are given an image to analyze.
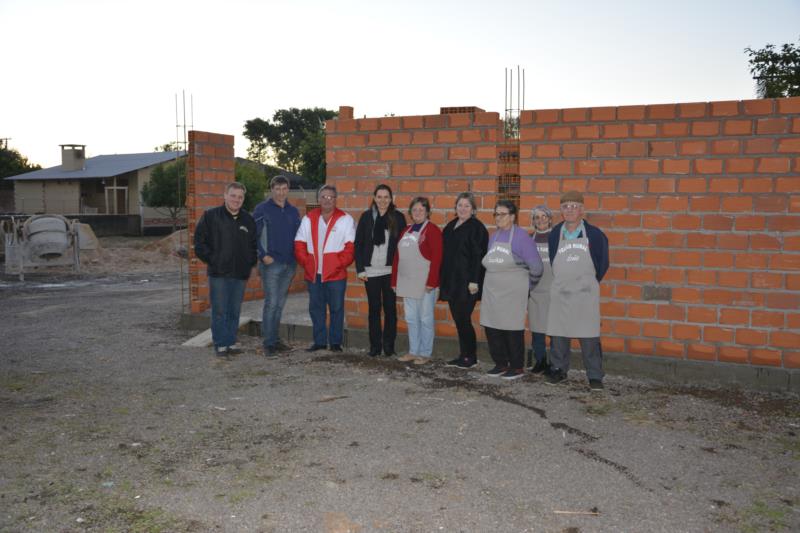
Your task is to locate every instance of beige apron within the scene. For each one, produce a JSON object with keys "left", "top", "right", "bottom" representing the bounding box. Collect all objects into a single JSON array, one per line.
[
  {"left": 528, "top": 238, "right": 553, "bottom": 334},
  {"left": 546, "top": 234, "right": 600, "bottom": 338},
  {"left": 396, "top": 222, "right": 430, "bottom": 299},
  {"left": 479, "top": 228, "right": 530, "bottom": 330}
]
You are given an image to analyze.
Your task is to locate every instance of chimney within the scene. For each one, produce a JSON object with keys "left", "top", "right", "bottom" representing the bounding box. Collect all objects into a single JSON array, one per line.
[
  {"left": 338, "top": 106, "right": 354, "bottom": 120},
  {"left": 60, "top": 144, "right": 86, "bottom": 171}
]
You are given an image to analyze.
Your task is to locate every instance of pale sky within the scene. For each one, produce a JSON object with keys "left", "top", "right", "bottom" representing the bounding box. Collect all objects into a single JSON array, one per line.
[{"left": 1, "top": 0, "right": 798, "bottom": 168}]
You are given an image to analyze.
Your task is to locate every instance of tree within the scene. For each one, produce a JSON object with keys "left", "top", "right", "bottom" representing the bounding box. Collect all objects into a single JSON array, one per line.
[
  {"left": 154, "top": 142, "right": 183, "bottom": 152},
  {"left": 1, "top": 146, "right": 41, "bottom": 179},
  {"left": 141, "top": 158, "right": 187, "bottom": 232},
  {"left": 243, "top": 107, "right": 337, "bottom": 184},
  {"left": 745, "top": 37, "right": 800, "bottom": 98},
  {"left": 235, "top": 161, "right": 267, "bottom": 212}
]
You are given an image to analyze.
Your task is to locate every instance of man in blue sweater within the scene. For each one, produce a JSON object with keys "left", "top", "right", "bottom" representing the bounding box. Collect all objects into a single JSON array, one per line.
[
  {"left": 545, "top": 190, "right": 610, "bottom": 390},
  {"left": 252, "top": 176, "right": 301, "bottom": 356}
]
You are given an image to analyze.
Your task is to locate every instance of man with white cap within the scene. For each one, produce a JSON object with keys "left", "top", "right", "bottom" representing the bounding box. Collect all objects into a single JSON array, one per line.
[{"left": 545, "top": 190, "right": 609, "bottom": 390}]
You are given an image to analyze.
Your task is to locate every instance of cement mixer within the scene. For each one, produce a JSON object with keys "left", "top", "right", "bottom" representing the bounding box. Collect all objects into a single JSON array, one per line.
[{"left": 3, "top": 214, "right": 81, "bottom": 280}]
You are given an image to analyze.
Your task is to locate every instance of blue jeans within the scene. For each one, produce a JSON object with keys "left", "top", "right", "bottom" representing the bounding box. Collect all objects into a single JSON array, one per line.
[
  {"left": 307, "top": 275, "right": 347, "bottom": 346},
  {"left": 259, "top": 261, "right": 296, "bottom": 348},
  {"left": 209, "top": 276, "right": 246, "bottom": 349},
  {"left": 532, "top": 332, "right": 548, "bottom": 363},
  {"left": 403, "top": 289, "right": 437, "bottom": 357}
]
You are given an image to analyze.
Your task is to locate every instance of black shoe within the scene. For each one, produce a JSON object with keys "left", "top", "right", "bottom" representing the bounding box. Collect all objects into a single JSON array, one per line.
[
  {"left": 486, "top": 365, "right": 508, "bottom": 377},
  {"left": 227, "top": 344, "right": 243, "bottom": 355},
  {"left": 589, "top": 379, "right": 604, "bottom": 391},
  {"left": 263, "top": 346, "right": 278, "bottom": 357},
  {"left": 500, "top": 368, "right": 525, "bottom": 380},
  {"left": 530, "top": 360, "right": 550, "bottom": 375},
  {"left": 368, "top": 348, "right": 381, "bottom": 357},
  {"left": 383, "top": 349, "right": 396, "bottom": 357},
  {"left": 445, "top": 356, "right": 463, "bottom": 367},
  {"left": 329, "top": 344, "right": 343, "bottom": 352},
  {"left": 214, "top": 347, "right": 230, "bottom": 359},
  {"left": 274, "top": 341, "right": 292, "bottom": 352},
  {"left": 546, "top": 369, "right": 567, "bottom": 385},
  {"left": 455, "top": 357, "right": 477, "bottom": 369},
  {"left": 307, "top": 344, "right": 327, "bottom": 352}
]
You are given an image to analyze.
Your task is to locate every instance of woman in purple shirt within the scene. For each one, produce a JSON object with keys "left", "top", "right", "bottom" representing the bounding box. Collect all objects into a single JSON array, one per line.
[{"left": 479, "top": 200, "right": 543, "bottom": 380}]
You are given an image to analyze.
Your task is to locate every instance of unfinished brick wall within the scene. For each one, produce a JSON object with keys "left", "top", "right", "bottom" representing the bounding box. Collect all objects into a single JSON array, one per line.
[
  {"left": 326, "top": 98, "right": 800, "bottom": 369},
  {"left": 187, "top": 131, "right": 258, "bottom": 313}
]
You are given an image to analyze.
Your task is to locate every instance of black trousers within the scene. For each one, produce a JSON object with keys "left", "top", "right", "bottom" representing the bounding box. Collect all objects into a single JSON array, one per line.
[
  {"left": 484, "top": 326, "right": 525, "bottom": 370},
  {"left": 448, "top": 299, "right": 478, "bottom": 359},
  {"left": 364, "top": 274, "right": 397, "bottom": 352}
]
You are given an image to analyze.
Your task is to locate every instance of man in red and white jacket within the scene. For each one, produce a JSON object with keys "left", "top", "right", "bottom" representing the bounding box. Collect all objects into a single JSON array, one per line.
[{"left": 294, "top": 184, "right": 355, "bottom": 352}]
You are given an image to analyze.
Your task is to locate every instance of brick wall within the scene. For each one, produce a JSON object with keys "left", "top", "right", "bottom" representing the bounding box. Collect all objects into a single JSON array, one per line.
[{"left": 325, "top": 98, "right": 800, "bottom": 369}]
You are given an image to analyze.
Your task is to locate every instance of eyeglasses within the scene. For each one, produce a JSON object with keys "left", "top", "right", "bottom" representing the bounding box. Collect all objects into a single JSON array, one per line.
[
  {"left": 494, "top": 212, "right": 510, "bottom": 218},
  {"left": 561, "top": 203, "right": 582, "bottom": 211},
  {"left": 320, "top": 195, "right": 336, "bottom": 201},
  {"left": 533, "top": 214, "right": 550, "bottom": 220}
]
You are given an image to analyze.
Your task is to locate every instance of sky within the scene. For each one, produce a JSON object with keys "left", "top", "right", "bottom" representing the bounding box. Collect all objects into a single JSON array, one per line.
[{"left": 1, "top": 0, "right": 798, "bottom": 168}]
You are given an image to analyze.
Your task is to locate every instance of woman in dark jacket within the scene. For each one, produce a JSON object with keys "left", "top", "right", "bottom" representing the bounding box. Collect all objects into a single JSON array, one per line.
[
  {"left": 354, "top": 184, "right": 407, "bottom": 356},
  {"left": 439, "top": 192, "right": 489, "bottom": 369}
]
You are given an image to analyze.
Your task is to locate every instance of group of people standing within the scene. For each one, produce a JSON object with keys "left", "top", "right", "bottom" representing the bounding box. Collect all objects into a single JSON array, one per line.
[{"left": 194, "top": 178, "right": 609, "bottom": 390}]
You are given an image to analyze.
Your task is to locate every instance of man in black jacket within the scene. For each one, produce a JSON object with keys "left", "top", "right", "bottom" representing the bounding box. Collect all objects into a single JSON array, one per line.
[
  {"left": 194, "top": 182, "right": 257, "bottom": 357},
  {"left": 545, "top": 190, "right": 609, "bottom": 390}
]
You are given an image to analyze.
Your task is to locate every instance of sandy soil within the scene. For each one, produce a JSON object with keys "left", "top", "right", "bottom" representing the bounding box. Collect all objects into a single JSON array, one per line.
[{"left": 0, "top": 237, "right": 798, "bottom": 532}]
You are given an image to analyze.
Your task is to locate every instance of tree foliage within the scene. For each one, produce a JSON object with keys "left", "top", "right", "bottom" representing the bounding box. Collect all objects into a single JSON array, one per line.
[
  {"left": 745, "top": 37, "right": 800, "bottom": 98},
  {"left": 141, "top": 158, "right": 187, "bottom": 231},
  {"left": 0, "top": 147, "right": 41, "bottom": 180},
  {"left": 243, "top": 107, "right": 337, "bottom": 184},
  {"left": 235, "top": 161, "right": 267, "bottom": 212}
]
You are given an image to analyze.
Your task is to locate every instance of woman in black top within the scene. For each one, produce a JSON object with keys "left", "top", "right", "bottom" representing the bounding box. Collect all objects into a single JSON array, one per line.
[
  {"left": 439, "top": 192, "right": 489, "bottom": 368},
  {"left": 354, "top": 184, "right": 407, "bottom": 356}
]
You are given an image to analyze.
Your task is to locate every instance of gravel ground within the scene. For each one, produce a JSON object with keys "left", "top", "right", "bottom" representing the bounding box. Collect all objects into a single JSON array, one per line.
[{"left": 1, "top": 239, "right": 798, "bottom": 532}]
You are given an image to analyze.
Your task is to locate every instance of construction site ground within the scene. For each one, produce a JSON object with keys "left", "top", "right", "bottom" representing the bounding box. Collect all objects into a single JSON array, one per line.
[{"left": 1, "top": 236, "right": 798, "bottom": 532}]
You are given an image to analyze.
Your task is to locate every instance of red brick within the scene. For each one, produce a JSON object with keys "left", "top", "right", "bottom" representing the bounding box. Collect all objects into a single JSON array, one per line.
[
  {"left": 618, "top": 105, "right": 645, "bottom": 120},
  {"left": 741, "top": 178, "right": 774, "bottom": 193},
  {"left": 766, "top": 292, "right": 800, "bottom": 310},
  {"left": 708, "top": 177, "right": 739, "bottom": 193},
  {"left": 719, "top": 346, "right": 749, "bottom": 364},
  {"left": 603, "top": 124, "right": 630, "bottom": 138},
  {"left": 710, "top": 100, "right": 739, "bottom": 116},
  {"left": 619, "top": 141, "right": 646, "bottom": 157},
  {"left": 613, "top": 319, "right": 640, "bottom": 336},
  {"left": 464, "top": 162, "right": 486, "bottom": 175},
  {"left": 424, "top": 147, "right": 446, "bottom": 160},
  {"left": 736, "top": 253, "right": 769, "bottom": 269},
  {"left": 536, "top": 144, "right": 561, "bottom": 158},
  {"left": 631, "top": 159, "right": 659, "bottom": 174},
  {"left": 768, "top": 215, "right": 800, "bottom": 231},
  {"left": 673, "top": 324, "right": 701, "bottom": 341},
  {"left": 643, "top": 322, "right": 671, "bottom": 338},
  {"left": 680, "top": 102, "right": 707, "bottom": 117},
  {"left": 723, "top": 120, "right": 753, "bottom": 135},
  {"left": 770, "top": 331, "right": 800, "bottom": 349},
  {"left": 424, "top": 115, "right": 447, "bottom": 128},
  {"left": 720, "top": 308, "right": 749, "bottom": 325},
  {"left": 721, "top": 196, "right": 753, "bottom": 212},
  {"left": 474, "top": 112, "right": 500, "bottom": 126},
  {"left": 735, "top": 215, "right": 766, "bottom": 231},
  {"left": 719, "top": 271, "right": 748, "bottom": 288},
  {"left": 687, "top": 344, "right": 717, "bottom": 361},
  {"left": 520, "top": 161, "right": 545, "bottom": 175},
  {"left": 687, "top": 306, "right": 717, "bottom": 323},
  {"left": 756, "top": 196, "right": 788, "bottom": 212},
  {"left": 691, "top": 121, "right": 720, "bottom": 136},
  {"left": 663, "top": 160, "right": 691, "bottom": 174},
  {"left": 475, "top": 146, "right": 496, "bottom": 159},
  {"left": 646, "top": 178, "right": 675, "bottom": 193},
  {"left": 535, "top": 110, "right": 560, "bottom": 123},
  {"left": 591, "top": 142, "right": 617, "bottom": 157},
  {"left": 757, "top": 157, "right": 790, "bottom": 173},
  {"left": 602, "top": 160, "right": 629, "bottom": 175},
  {"left": 778, "top": 97, "right": 800, "bottom": 113},
  {"left": 390, "top": 132, "right": 411, "bottom": 145},
  {"left": 588, "top": 178, "right": 616, "bottom": 192},
  {"left": 744, "top": 138, "right": 775, "bottom": 155},
  {"left": 750, "top": 349, "right": 782, "bottom": 367},
  {"left": 449, "top": 147, "right": 470, "bottom": 160},
  {"left": 591, "top": 107, "right": 616, "bottom": 121},
  {"left": 688, "top": 269, "right": 717, "bottom": 285},
  {"left": 677, "top": 178, "right": 707, "bottom": 193},
  {"left": 662, "top": 122, "right": 689, "bottom": 137},
  {"left": 704, "top": 326, "right": 735, "bottom": 343},
  {"left": 736, "top": 328, "right": 770, "bottom": 346},
  {"left": 750, "top": 233, "right": 781, "bottom": 250},
  {"left": 673, "top": 251, "right": 703, "bottom": 266},
  {"left": 436, "top": 130, "right": 459, "bottom": 143},
  {"left": 673, "top": 213, "right": 701, "bottom": 229},
  {"left": 549, "top": 126, "right": 573, "bottom": 140},
  {"left": 717, "top": 233, "right": 750, "bottom": 250},
  {"left": 520, "top": 127, "right": 545, "bottom": 141},
  {"left": 546, "top": 161, "right": 572, "bottom": 175},
  {"left": 402, "top": 147, "right": 423, "bottom": 160},
  {"left": 778, "top": 138, "right": 800, "bottom": 153},
  {"left": 648, "top": 104, "right": 677, "bottom": 119},
  {"left": 695, "top": 159, "right": 723, "bottom": 174},
  {"left": 726, "top": 158, "right": 756, "bottom": 173},
  {"left": 649, "top": 141, "right": 676, "bottom": 156},
  {"left": 743, "top": 99, "right": 774, "bottom": 115},
  {"left": 703, "top": 251, "right": 734, "bottom": 268},
  {"left": 575, "top": 125, "right": 600, "bottom": 139},
  {"left": 659, "top": 196, "right": 689, "bottom": 211},
  {"left": 751, "top": 310, "right": 784, "bottom": 327},
  {"left": 559, "top": 108, "right": 587, "bottom": 122},
  {"left": 412, "top": 131, "right": 435, "bottom": 144},
  {"left": 712, "top": 139, "right": 740, "bottom": 155},
  {"left": 632, "top": 123, "right": 658, "bottom": 137},
  {"left": 680, "top": 141, "right": 707, "bottom": 155}
]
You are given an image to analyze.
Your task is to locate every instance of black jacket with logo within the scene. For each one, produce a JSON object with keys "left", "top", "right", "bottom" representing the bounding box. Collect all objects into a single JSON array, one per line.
[{"left": 194, "top": 205, "right": 257, "bottom": 279}]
